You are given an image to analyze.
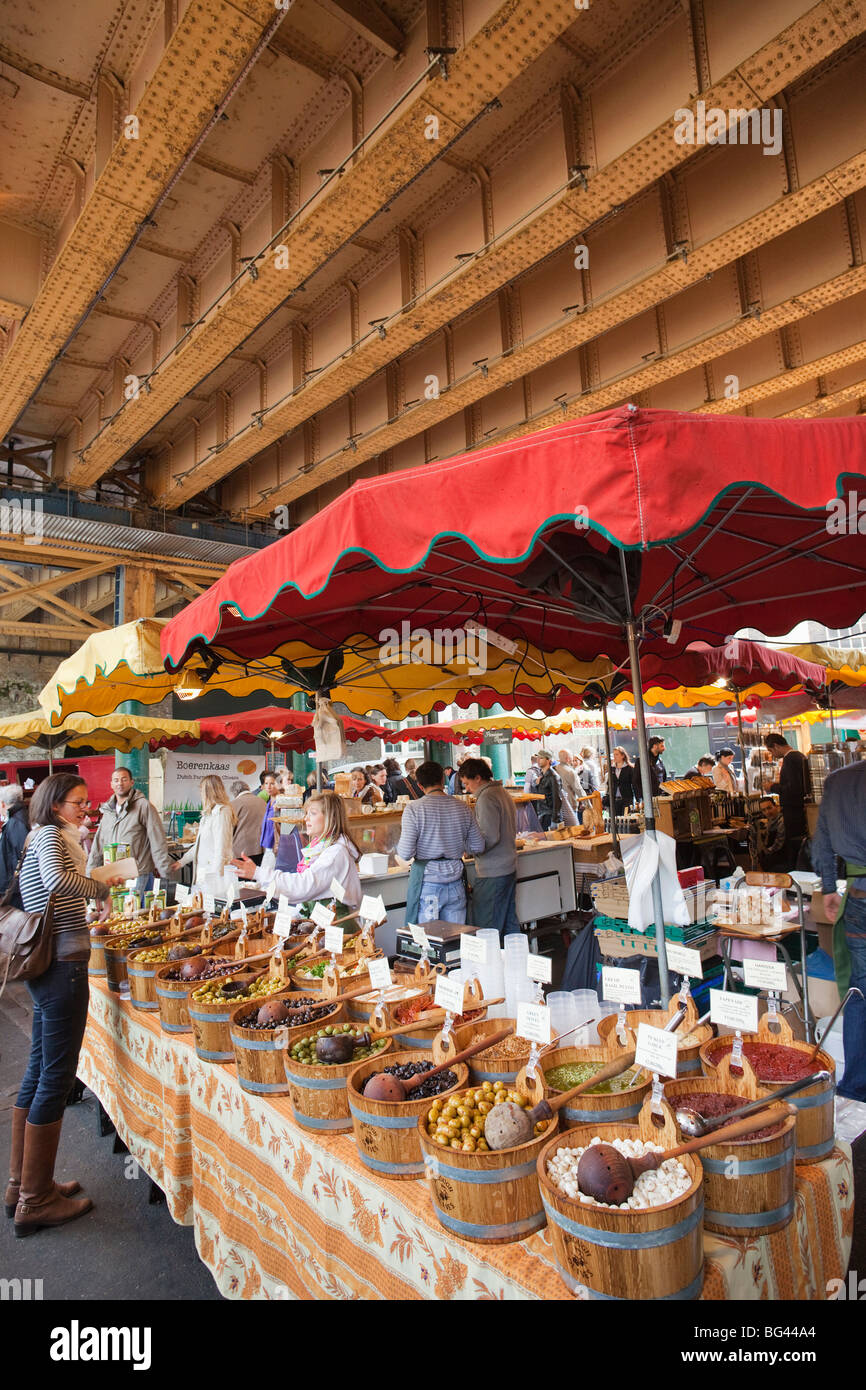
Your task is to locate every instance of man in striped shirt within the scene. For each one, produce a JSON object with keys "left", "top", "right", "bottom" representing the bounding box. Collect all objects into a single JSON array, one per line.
[{"left": 396, "top": 761, "right": 484, "bottom": 925}]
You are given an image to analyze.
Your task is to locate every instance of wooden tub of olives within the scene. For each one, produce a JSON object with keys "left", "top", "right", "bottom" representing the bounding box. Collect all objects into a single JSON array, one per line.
[
  {"left": 111, "top": 916, "right": 214, "bottom": 1001},
  {"left": 290, "top": 949, "right": 372, "bottom": 996},
  {"left": 418, "top": 1079, "right": 557, "bottom": 1244},
  {"left": 284, "top": 1025, "right": 393, "bottom": 1132},
  {"left": 229, "top": 992, "right": 348, "bottom": 1097},
  {"left": 188, "top": 964, "right": 294, "bottom": 1062},
  {"left": 347, "top": 1050, "right": 469, "bottom": 1181},
  {"left": 154, "top": 950, "right": 248, "bottom": 1034}
]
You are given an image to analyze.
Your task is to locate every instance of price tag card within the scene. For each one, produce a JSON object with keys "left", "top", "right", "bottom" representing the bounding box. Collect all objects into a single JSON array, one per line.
[
  {"left": 174, "top": 884, "right": 189, "bottom": 905},
  {"left": 239, "top": 901, "right": 249, "bottom": 925},
  {"left": 666, "top": 943, "right": 704, "bottom": 979},
  {"left": 602, "top": 966, "right": 643, "bottom": 1005},
  {"left": 710, "top": 988, "right": 758, "bottom": 1033},
  {"left": 329, "top": 878, "right": 347, "bottom": 904},
  {"left": 311, "top": 901, "right": 336, "bottom": 929},
  {"left": 230, "top": 908, "right": 245, "bottom": 921},
  {"left": 635, "top": 1022, "right": 679, "bottom": 1079},
  {"left": 461, "top": 934, "right": 487, "bottom": 966},
  {"left": 742, "top": 958, "right": 788, "bottom": 993},
  {"left": 367, "top": 956, "right": 392, "bottom": 991},
  {"left": 323, "top": 923, "right": 344, "bottom": 955},
  {"left": 526, "top": 954, "right": 553, "bottom": 984},
  {"left": 153, "top": 878, "right": 161, "bottom": 895},
  {"left": 223, "top": 876, "right": 238, "bottom": 905},
  {"left": 434, "top": 974, "right": 464, "bottom": 1015},
  {"left": 409, "top": 924, "right": 430, "bottom": 951},
  {"left": 273, "top": 909, "right": 296, "bottom": 938},
  {"left": 278, "top": 894, "right": 290, "bottom": 913},
  {"left": 516, "top": 1001, "right": 552, "bottom": 1046},
  {"left": 359, "top": 894, "right": 387, "bottom": 924},
  {"left": 202, "top": 892, "right": 216, "bottom": 915}
]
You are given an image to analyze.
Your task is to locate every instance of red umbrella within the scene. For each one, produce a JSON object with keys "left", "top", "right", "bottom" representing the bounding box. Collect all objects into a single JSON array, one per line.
[
  {"left": 161, "top": 406, "right": 865, "bottom": 1006},
  {"left": 149, "top": 706, "right": 388, "bottom": 752}
]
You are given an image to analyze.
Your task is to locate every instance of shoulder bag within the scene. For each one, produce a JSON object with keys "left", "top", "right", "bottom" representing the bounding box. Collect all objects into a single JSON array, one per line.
[{"left": 0, "top": 835, "right": 56, "bottom": 995}]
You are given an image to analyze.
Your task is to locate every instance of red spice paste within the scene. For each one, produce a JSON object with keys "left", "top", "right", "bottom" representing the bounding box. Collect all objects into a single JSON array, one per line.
[
  {"left": 674, "top": 1091, "right": 784, "bottom": 1139},
  {"left": 710, "top": 1041, "right": 817, "bottom": 1082}
]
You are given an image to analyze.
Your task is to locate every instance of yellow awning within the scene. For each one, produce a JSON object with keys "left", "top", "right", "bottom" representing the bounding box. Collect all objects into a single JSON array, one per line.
[
  {"left": 782, "top": 644, "right": 866, "bottom": 686},
  {"left": 0, "top": 710, "right": 200, "bottom": 752}
]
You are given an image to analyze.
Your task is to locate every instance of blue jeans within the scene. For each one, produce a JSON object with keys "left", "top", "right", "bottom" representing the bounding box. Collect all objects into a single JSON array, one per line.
[
  {"left": 17, "top": 959, "right": 90, "bottom": 1124},
  {"left": 472, "top": 874, "right": 521, "bottom": 936},
  {"left": 419, "top": 877, "right": 466, "bottom": 925},
  {"left": 840, "top": 898, "right": 866, "bottom": 1101}
]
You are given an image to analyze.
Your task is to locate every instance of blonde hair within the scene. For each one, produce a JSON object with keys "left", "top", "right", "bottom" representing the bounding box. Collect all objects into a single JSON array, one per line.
[
  {"left": 200, "top": 774, "right": 237, "bottom": 825},
  {"left": 307, "top": 790, "right": 360, "bottom": 856}
]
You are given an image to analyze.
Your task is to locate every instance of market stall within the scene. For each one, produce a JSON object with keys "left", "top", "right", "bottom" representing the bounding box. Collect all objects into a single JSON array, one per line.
[{"left": 78, "top": 980, "right": 854, "bottom": 1301}]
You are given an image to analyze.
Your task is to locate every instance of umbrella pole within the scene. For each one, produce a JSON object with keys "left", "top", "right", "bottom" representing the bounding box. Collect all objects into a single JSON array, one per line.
[
  {"left": 624, "top": 618, "right": 671, "bottom": 1008},
  {"left": 601, "top": 697, "right": 620, "bottom": 858},
  {"left": 734, "top": 689, "right": 748, "bottom": 790}
]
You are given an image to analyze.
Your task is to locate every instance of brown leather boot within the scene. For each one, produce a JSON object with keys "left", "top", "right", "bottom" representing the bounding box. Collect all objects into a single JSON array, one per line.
[
  {"left": 14, "top": 1119, "right": 92, "bottom": 1238},
  {"left": 5, "top": 1106, "right": 81, "bottom": 1217}
]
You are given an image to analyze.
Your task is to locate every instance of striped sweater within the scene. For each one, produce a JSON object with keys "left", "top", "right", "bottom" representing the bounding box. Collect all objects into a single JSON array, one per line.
[{"left": 19, "top": 824, "right": 110, "bottom": 961}]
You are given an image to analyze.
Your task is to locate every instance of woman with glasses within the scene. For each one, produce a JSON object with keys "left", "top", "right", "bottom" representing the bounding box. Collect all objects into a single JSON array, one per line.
[{"left": 7, "top": 773, "right": 122, "bottom": 1237}]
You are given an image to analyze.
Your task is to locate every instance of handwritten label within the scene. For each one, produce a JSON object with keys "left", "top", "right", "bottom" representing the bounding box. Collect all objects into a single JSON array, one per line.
[
  {"left": 324, "top": 923, "right": 344, "bottom": 955},
  {"left": 461, "top": 935, "right": 487, "bottom": 966},
  {"left": 526, "top": 954, "right": 553, "bottom": 984},
  {"left": 434, "top": 974, "right": 464, "bottom": 1015},
  {"left": 230, "top": 908, "right": 245, "bottom": 921},
  {"left": 223, "top": 875, "right": 238, "bottom": 905},
  {"left": 710, "top": 988, "right": 758, "bottom": 1033},
  {"left": 174, "top": 884, "right": 189, "bottom": 904},
  {"left": 203, "top": 892, "right": 216, "bottom": 915},
  {"left": 239, "top": 901, "right": 248, "bottom": 926},
  {"left": 635, "top": 1023, "right": 679, "bottom": 1079},
  {"left": 742, "top": 959, "right": 787, "bottom": 993},
  {"left": 666, "top": 943, "right": 704, "bottom": 979},
  {"left": 273, "top": 909, "right": 296, "bottom": 938},
  {"left": 367, "top": 957, "right": 392, "bottom": 990},
  {"left": 278, "top": 894, "right": 290, "bottom": 913},
  {"left": 409, "top": 924, "right": 430, "bottom": 951},
  {"left": 360, "top": 894, "right": 387, "bottom": 924},
  {"left": 153, "top": 878, "right": 161, "bottom": 895},
  {"left": 602, "top": 966, "right": 643, "bottom": 1005},
  {"left": 311, "top": 902, "right": 336, "bottom": 930},
  {"left": 516, "top": 1001, "right": 552, "bottom": 1046},
  {"left": 329, "top": 878, "right": 347, "bottom": 904}
]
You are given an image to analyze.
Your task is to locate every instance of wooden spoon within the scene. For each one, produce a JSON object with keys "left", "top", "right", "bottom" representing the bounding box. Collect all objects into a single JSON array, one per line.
[
  {"left": 362, "top": 1028, "right": 514, "bottom": 1102},
  {"left": 576, "top": 1103, "right": 795, "bottom": 1204}
]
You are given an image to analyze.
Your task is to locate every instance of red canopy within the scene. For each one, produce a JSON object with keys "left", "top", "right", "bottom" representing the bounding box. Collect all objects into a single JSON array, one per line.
[
  {"left": 149, "top": 706, "right": 388, "bottom": 752},
  {"left": 162, "top": 407, "right": 865, "bottom": 698},
  {"left": 635, "top": 640, "right": 825, "bottom": 693}
]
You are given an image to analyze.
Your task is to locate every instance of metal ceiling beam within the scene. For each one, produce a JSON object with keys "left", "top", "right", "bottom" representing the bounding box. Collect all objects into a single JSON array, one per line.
[
  {"left": 153, "top": 6, "right": 866, "bottom": 508},
  {"left": 313, "top": 0, "right": 404, "bottom": 58},
  {"left": 780, "top": 377, "right": 866, "bottom": 418},
  {"left": 63, "top": 0, "right": 591, "bottom": 491},
  {"left": 692, "top": 341, "right": 866, "bottom": 413},
  {"left": 0, "top": 0, "right": 288, "bottom": 443},
  {"left": 0, "top": 42, "right": 91, "bottom": 100}
]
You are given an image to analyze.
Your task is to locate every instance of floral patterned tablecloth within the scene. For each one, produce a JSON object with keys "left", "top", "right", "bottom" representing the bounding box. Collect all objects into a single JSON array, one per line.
[{"left": 78, "top": 983, "right": 854, "bottom": 1301}]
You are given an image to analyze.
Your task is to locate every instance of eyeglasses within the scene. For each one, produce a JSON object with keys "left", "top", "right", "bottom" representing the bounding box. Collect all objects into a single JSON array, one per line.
[{"left": 63, "top": 799, "right": 88, "bottom": 808}]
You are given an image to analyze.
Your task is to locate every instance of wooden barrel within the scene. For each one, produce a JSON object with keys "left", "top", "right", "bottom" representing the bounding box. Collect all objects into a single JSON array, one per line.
[
  {"left": 128, "top": 943, "right": 177, "bottom": 1012},
  {"left": 664, "top": 1054, "right": 796, "bottom": 1235},
  {"left": 284, "top": 1035, "right": 394, "bottom": 1132},
  {"left": 417, "top": 1087, "right": 557, "bottom": 1243},
  {"left": 188, "top": 970, "right": 273, "bottom": 1062},
  {"left": 597, "top": 996, "right": 712, "bottom": 1075},
  {"left": 155, "top": 955, "right": 235, "bottom": 1034},
  {"left": 88, "top": 928, "right": 110, "bottom": 978},
  {"left": 104, "top": 931, "right": 163, "bottom": 994},
  {"left": 537, "top": 1099, "right": 704, "bottom": 1300},
  {"left": 347, "top": 1051, "right": 468, "bottom": 1180},
  {"left": 533, "top": 1041, "right": 650, "bottom": 1128},
  {"left": 290, "top": 949, "right": 370, "bottom": 996},
  {"left": 450, "top": 1017, "right": 530, "bottom": 1086},
  {"left": 229, "top": 994, "right": 347, "bottom": 1096},
  {"left": 346, "top": 981, "right": 425, "bottom": 1025},
  {"left": 700, "top": 1013, "right": 835, "bottom": 1163}
]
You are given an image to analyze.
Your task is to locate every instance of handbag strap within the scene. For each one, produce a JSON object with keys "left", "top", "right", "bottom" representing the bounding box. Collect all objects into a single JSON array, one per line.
[{"left": 0, "top": 832, "right": 30, "bottom": 908}]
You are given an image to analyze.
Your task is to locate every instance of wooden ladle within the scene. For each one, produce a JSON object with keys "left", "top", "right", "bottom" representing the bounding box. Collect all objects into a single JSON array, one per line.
[
  {"left": 317, "top": 996, "right": 507, "bottom": 1061},
  {"left": 362, "top": 1028, "right": 514, "bottom": 1102},
  {"left": 576, "top": 1103, "right": 795, "bottom": 1204}
]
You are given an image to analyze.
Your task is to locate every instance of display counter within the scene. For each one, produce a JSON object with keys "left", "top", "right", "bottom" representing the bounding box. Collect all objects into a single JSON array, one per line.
[
  {"left": 361, "top": 839, "right": 577, "bottom": 956},
  {"left": 78, "top": 982, "right": 854, "bottom": 1302}
]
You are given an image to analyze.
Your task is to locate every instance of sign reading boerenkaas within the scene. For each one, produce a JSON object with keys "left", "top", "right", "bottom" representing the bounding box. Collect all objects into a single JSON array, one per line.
[{"left": 163, "top": 751, "right": 265, "bottom": 815}]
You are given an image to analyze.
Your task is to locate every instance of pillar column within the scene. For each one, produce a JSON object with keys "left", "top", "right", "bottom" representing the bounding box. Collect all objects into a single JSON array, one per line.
[
  {"left": 115, "top": 566, "right": 156, "bottom": 795},
  {"left": 479, "top": 704, "right": 511, "bottom": 782}
]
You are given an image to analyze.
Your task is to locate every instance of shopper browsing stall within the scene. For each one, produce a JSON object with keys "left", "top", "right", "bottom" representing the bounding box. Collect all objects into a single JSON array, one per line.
[
  {"left": 712, "top": 748, "right": 739, "bottom": 794},
  {"left": 609, "top": 746, "right": 637, "bottom": 814},
  {"left": 233, "top": 790, "right": 362, "bottom": 908},
  {"left": 175, "top": 775, "right": 236, "bottom": 885},
  {"left": 395, "top": 760, "right": 484, "bottom": 924},
  {"left": 87, "top": 765, "right": 174, "bottom": 899},
  {"left": 765, "top": 732, "right": 812, "bottom": 865},
  {"left": 230, "top": 781, "right": 266, "bottom": 865},
  {"left": 458, "top": 758, "right": 520, "bottom": 935},
  {"left": 535, "top": 751, "right": 562, "bottom": 830}
]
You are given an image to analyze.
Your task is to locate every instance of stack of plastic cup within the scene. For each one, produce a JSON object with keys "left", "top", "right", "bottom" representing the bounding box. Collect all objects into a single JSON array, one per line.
[
  {"left": 474, "top": 929, "right": 506, "bottom": 1018},
  {"left": 504, "top": 933, "right": 530, "bottom": 1018},
  {"left": 571, "top": 989, "right": 600, "bottom": 1045},
  {"left": 547, "top": 991, "right": 579, "bottom": 1046}
]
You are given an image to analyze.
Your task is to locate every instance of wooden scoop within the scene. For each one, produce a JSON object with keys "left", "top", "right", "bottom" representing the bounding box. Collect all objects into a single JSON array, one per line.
[
  {"left": 576, "top": 1103, "right": 795, "bottom": 1204},
  {"left": 362, "top": 1028, "right": 514, "bottom": 1102}
]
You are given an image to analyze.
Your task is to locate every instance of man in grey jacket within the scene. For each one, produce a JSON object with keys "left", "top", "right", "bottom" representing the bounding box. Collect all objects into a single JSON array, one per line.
[
  {"left": 230, "top": 782, "right": 266, "bottom": 864},
  {"left": 460, "top": 758, "right": 520, "bottom": 936},
  {"left": 87, "top": 766, "right": 175, "bottom": 900}
]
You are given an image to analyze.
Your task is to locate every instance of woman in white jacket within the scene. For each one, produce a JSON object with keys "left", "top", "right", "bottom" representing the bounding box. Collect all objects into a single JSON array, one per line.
[
  {"left": 232, "top": 790, "right": 362, "bottom": 908},
  {"left": 176, "top": 775, "right": 236, "bottom": 884}
]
